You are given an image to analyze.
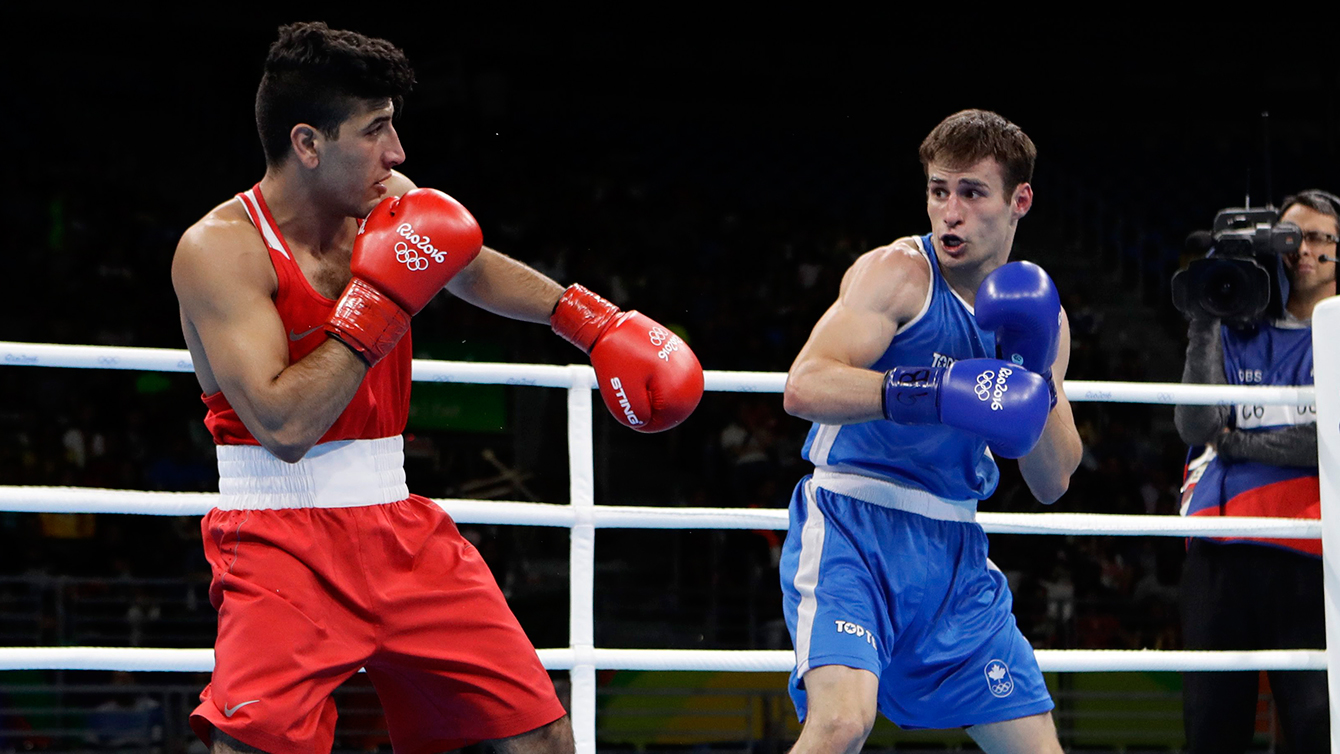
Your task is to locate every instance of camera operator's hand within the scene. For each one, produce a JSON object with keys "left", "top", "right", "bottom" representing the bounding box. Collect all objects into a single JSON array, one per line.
[{"left": 1205, "top": 427, "right": 1229, "bottom": 452}]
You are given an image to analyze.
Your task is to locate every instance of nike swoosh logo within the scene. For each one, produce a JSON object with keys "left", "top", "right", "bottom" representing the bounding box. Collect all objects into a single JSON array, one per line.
[
  {"left": 223, "top": 700, "right": 260, "bottom": 717},
  {"left": 288, "top": 325, "right": 324, "bottom": 341}
]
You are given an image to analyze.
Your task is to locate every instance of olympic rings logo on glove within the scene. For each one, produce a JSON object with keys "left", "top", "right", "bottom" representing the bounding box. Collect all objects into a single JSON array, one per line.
[
  {"left": 987, "top": 367, "right": 1013, "bottom": 411},
  {"left": 648, "top": 326, "right": 683, "bottom": 362},
  {"left": 395, "top": 242, "right": 430, "bottom": 271},
  {"left": 974, "top": 370, "right": 996, "bottom": 401},
  {"left": 396, "top": 222, "right": 447, "bottom": 263}
]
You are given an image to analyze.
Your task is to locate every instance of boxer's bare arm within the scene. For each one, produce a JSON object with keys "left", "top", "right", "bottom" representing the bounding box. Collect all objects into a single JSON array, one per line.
[
  {"left": 783, "top": 239, "right": 930, "bottom": 424},
  {"left": 384, "top": 171, "right": 565, "bottom": 324},
  {"left": 172, "top": 213, "right": 366, "bottom": 463},
  {"left": 1017, "top": 311, "right": 1083, "bottom": 503},
  {"left": 447, "top": 247, "right": 565, "bottom": 323}
]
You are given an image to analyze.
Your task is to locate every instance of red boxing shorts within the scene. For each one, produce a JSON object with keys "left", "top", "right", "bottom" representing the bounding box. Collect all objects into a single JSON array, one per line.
[{"left": 189, "top": 494, "right": 565, "bottom": 754}]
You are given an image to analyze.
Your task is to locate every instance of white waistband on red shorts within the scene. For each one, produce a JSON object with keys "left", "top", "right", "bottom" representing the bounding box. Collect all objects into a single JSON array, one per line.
[
  {"left": 215, "top": 436, "right": 409, "bottom": 510},
  {"left": 811, "top": 467, "right": 978, "bottom": 522}
]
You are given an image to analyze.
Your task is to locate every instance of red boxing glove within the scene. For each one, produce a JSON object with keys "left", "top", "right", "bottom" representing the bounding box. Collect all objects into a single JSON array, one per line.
[
  {"left": 326, "top": 189, "right": 483, "bottom": 365},
  {"left": 552, "top": 284, "right": 704, "bottom": 432}
]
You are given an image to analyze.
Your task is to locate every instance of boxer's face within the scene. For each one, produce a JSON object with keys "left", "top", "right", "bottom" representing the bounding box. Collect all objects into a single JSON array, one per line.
[
  {"left": 314, "top": 98, "right": 406, "bottom": 218},
  {"left": 1281, "top": 204, "right": 1339, "bottom": 295},
  {"left": 925, "top": 157, "right": 1031, "bottom": 271}
]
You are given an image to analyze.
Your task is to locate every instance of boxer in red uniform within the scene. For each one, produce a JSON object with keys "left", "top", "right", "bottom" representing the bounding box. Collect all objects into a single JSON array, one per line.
[{"left": 171, "top": 22, "right": 703, "bottom": 754}]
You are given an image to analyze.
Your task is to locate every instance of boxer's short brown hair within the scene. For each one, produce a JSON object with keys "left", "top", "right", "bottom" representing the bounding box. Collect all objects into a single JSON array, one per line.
[{"left": 919, "top": 109, "right": 1036, "bottom": 196}]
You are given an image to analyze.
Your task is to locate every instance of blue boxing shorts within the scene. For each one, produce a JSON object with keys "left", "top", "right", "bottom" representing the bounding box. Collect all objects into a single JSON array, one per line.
[{"left": 779, "top": 470, "right": 1053, "bottom": 730}]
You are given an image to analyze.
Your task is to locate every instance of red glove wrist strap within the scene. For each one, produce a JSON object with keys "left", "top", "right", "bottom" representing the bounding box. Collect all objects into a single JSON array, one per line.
[
  {"left": 325, "top": 278, "right": 411, "bottom": 366},
  {"left": 551, "top": 284, "right": 621, "bottom": 354}
]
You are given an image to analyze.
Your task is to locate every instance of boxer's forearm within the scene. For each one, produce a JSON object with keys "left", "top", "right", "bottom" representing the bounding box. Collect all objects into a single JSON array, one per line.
[
  {"left": 446, "top": 247, "right": 564, "bottom": 324},
  {"left": 783, "top": 359, "right": 887, "bottom": 424},
  {"left": 1017, "top": 399, "right": 1083, "bottom": 504},
  {"left": 228, "top": 339, "right": 369, "bottom": 463}
]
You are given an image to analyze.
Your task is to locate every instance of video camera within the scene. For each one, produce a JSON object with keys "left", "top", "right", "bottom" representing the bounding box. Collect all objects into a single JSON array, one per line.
[{"left": 1171, "top": 207, "right": 1301, "bottom": 324}]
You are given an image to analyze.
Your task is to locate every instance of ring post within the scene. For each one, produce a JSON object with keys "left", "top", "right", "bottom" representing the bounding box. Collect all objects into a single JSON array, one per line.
[
  {"left": 566, "top": 366, "right": 597, "bottom": 754},
  {"left": 1312, "top": 297, "right": 1340, "bottom": 753}
]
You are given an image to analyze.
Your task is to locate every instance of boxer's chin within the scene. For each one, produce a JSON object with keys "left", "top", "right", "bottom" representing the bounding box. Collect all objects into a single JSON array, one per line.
[{"left": 355, "top": 197, "right": 383, "bottom": 219}]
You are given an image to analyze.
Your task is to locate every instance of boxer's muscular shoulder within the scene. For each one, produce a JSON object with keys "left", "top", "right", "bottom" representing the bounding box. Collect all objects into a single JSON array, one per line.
[
  {"left": 172, "top": 199, "right": 278, "bottom": 306},
  {"left": 840, "top": 236, "right": 931, "bottom": 325}
]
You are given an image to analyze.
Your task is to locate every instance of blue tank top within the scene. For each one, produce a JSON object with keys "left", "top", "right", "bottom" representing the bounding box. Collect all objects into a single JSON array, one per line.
[
  {"left": 1180, "top": 319, "right": 1319, "bottom": 556},
  {"left": 801, "top": 234, "right": 1000, "bottom": 501}
]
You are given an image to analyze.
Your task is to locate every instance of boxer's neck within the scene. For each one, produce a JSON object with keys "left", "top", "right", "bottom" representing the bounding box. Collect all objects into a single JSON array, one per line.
[
  {"left": 940, "top": 245, "right": 1014, "bottom": 308},
  {"left": 257, "top": 170, "right": 359, "bottom": 258}
]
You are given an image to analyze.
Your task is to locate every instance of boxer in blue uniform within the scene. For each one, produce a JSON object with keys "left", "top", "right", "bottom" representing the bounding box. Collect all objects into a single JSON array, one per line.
[{"left": 780, "top": 110, "right": 1082, "bottom": 754}]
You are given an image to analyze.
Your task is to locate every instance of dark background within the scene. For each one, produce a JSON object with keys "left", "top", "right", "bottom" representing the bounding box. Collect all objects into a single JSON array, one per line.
[{"left": 0, "top": 7, "right": 1337, "bottom": 750}]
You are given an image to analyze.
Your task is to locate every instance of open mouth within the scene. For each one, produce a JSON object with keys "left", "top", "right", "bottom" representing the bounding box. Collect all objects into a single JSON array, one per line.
[{"left": 941, "top": 235, "right": 966, "bottom": 253}]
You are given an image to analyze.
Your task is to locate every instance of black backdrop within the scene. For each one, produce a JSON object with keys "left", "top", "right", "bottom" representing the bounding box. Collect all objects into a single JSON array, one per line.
[
  {"left": 6, "top": 10, "right": 1337, "bottom": 308},
  {"left": 1, "top": 4, "right": 1338, "bottom": 667}
]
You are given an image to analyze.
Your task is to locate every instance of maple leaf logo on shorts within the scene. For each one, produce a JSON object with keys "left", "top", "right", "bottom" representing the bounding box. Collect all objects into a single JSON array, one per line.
[{"left": 984, "top": 660, "right": 1014, "bottom": 698}]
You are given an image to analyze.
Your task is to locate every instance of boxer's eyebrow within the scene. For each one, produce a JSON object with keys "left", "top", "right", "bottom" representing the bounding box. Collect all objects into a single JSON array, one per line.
[
  {"left": 928, "top": 177, "right": 989, "bottom": 190},
  {"left": 363, "top": 115, "right": 392, "bottom": 133}
]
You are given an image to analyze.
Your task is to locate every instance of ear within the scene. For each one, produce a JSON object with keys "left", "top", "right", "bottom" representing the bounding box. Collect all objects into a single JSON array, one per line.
[
  {"left": 1011, "top": 182, "right": 1034, "bottom": 220},
  {"left": 289, "top": 124, "right": 321, "bottom": 169}
]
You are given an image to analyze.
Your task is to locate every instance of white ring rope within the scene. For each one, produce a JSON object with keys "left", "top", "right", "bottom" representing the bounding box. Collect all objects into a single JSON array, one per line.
[
  {"left": 0, "top": 341, "right": 1317, "bottom": 405},
  {"left": 0, "top": 487, "right": 1323, "bottom": 539},
  {"left": 3, "top": 340, "right": 1330, "bottom": 718}
]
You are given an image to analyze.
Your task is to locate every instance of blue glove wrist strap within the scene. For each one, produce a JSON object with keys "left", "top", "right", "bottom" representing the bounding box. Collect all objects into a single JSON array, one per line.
[{"left": 882, "top": 366, "right": 941, "bottom": 424}]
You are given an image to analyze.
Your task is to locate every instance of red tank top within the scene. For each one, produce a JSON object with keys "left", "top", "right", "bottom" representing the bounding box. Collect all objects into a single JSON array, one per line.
[{"left": 202, "top": 184, "right": 413, "bottom": 446}]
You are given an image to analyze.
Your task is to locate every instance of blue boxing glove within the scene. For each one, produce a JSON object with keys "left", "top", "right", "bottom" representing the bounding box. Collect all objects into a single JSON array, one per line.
[
  {"left": 882, "top": 359, "right": 1051, "bottom": 458},
  {"left": 975, "top": 261, "right": 1062, "bottom": 410}
]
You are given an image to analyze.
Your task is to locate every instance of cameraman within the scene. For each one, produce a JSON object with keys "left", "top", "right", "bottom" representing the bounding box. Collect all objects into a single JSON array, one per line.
[{"left": 1175, "top": 190, "right": 1338, "bottom": 753}]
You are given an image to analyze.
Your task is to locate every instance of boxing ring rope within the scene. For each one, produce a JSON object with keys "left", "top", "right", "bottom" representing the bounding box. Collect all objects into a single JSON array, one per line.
[
  {"left": 2, "top": 333, "right": 1337, "bottom": 753},
  {"left": 0, "top": 487, "right": 1326, "bottom": 538}
]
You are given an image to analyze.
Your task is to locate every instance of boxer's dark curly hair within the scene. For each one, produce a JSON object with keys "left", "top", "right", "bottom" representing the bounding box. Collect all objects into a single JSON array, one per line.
[
  {"left": 919, "top": 109, "right": 1036, "bottom": 197},
  {"left": 256, "top": 21, "right": 416, "bottom": 166}
]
